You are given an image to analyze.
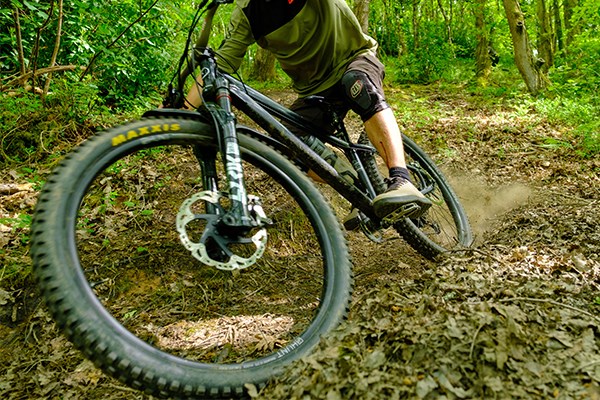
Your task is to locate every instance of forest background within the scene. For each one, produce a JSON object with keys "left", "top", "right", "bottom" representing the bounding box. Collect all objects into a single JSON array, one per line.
[
  {"left": 1, "top": 1, "right": 600, "bottom": 398},
  {"left": 0, "top": 0, "right": 599, "bottom": 321},
  {"left": 0, "top": 0, "right": 600, "bottom": 290},
  {"left": 1, "top": 0, "right": 599, "bottom": 163}
]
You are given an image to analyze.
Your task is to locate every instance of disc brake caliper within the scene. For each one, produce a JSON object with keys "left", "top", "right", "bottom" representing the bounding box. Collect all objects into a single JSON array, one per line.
[{"left": 176, "top": 191, "right": 270, "bottom": 271}]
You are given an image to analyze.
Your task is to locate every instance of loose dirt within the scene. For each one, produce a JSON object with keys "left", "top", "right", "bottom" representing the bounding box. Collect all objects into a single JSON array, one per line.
[{"left": 1, "top": 86, "right": 598, "bottom": 399}]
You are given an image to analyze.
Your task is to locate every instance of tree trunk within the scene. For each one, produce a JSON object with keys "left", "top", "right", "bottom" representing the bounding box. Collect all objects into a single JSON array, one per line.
[
  {"left": 13, "top": 7, "right": 26, "bottom": 77},
  {"left": 250, "top": 47, "right": 276, "bottom": 82},
  {"left": 436, "top": 0, "right": 452, "bottom": 44},
  {"left": 563, "top": 0, "right": 578, "bottom": 49},
  {"left": 352, "top": 0, "right": 371, "bottom": 33},
  {"left": 553, "top": 0, "right": 563, "bottom": 53},
  {"left": 536, "top": 0, "right": 553, "bottom": 72},
  {"left": 474, "top": 0, "right": 492, "bottom": 85},
  {"left": 412, "top": 0, "right": 421, "bottom": 50},
  {"left": 502, "top": 0, "right": 547, "bottom": 95},
  {"left": 43, "top": 0, "right": 64, "bottom": 97}
]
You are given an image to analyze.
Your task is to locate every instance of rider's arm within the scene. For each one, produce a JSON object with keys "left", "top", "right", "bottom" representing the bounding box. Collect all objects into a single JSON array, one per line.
[
  {"left": 185, "top": 5, "right": 255, "bottom": 109},
  {"left": 215, "top": 6, "right": 255, "bottom": 73}
]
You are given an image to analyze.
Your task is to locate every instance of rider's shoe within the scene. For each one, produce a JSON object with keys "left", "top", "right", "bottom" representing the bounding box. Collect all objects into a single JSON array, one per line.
[{"left": 372, "top": 177, "right": 431, "bottom": 221}]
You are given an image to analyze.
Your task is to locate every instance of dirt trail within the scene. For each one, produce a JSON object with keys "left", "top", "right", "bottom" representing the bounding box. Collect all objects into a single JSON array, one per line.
[{"left": 1, "top": 88, "right": 598, "bottom": 399}]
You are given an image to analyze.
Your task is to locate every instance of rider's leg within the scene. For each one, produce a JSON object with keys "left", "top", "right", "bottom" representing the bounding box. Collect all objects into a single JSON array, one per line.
[
  {"left": 341, "top": 55, "right": 431, "bottom": 219},
  {"left": 363, "top": 107, "right": 406, "bottom": 167},
  {"left": 184, "top": 77, "right": 203, "bottom": 109},
  {"left": 363, "top": 108, "right": 431, "bottom": 219}
]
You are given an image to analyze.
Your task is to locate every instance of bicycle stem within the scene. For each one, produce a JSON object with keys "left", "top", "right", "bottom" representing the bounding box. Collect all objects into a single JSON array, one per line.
[{"left": 176, "top": 1, "right": 224, "bottom": 95}]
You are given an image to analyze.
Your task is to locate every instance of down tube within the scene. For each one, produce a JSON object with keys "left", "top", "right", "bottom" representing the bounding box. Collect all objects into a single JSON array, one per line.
[{"left": 227, "top": 83, "right": 376, "bottom": 219}]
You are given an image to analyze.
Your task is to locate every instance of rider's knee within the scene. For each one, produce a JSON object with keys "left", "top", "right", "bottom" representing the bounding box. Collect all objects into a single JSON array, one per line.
[{"left": 341, "top": 70, "right": 389, "bottom": 121}]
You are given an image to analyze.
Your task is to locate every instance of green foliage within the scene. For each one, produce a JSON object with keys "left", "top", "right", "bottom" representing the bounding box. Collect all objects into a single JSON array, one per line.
[
  {"left": 509, "top": 93, "right": 599, "bottom": 159},
  {"left": 550, "top": 0, "right": 600, "bottom": 102},
  {"left": 399, "top": 43, "right": 452, "bottom": 83},
  {"left": 1, "top": 0, "right": 198, "bottom": 109},
  {"left": 550, "top": 41, "right": 600, "bottom": 100},
  {"left": 62, "top": 1, "right": 193, "bottom": 108},
  {"left": 368, "top": 0, "right": 405, "bottom": 57},
  {"left": 0, "top": 80, "right": 108, "bottom": 165},
  {"left": 1, "top": 0, "right": 598, "bottom": 161},
  {"left": 376, "top": 16, "right": 455, "bottom": 84},
  {"left": 0, "top": 0, "right": 215, "bottom": 165},
  {"left": 541, "top": 2, "right": 600, "bottom": 158},
  {"left": 0, "top": 213, "right": 32, "bottom": 233},
  {"left": 0, "top": 208, "right": 33, "bottom": 285}
]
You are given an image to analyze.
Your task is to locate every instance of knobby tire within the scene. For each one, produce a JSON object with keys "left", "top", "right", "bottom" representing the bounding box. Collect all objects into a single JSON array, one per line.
[{"left": 30, "top": 117, "right": 352, "bottom": 399}]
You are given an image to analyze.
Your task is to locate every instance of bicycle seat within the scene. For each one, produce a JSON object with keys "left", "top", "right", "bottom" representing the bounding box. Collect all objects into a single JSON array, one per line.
[
  {"left": 303, "top": 95, "right": 328, "bottom": 106},
  {"left": 303, "top": 95, "right": 342, "bottom": 125}
]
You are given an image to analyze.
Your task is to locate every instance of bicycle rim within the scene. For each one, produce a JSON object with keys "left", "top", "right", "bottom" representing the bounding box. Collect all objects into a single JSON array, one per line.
[{"left": 31, "top": 119, "right": 351, "bottom": 397}]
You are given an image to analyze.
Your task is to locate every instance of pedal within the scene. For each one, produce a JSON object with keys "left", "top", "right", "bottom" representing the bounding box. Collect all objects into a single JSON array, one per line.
[
  {"left": 343, "top": 208, "right": 361, "bottom": 231},
  {"left": 380, "top": 203, "right": 421, "bottom": 227}
]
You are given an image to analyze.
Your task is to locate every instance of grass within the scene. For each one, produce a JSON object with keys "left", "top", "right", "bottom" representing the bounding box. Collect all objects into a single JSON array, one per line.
[{"left": 382, "top": 58, "right": 599, "bottom": 159}]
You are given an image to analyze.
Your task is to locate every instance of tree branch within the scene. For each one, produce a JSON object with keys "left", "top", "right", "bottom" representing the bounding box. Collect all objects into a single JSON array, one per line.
[
  {"left": 1, "top": 65, "right": 83, "bottom": 91},
  {"left": 498, "top": 297, "right": 600, "bottom": 323},
  {"left": 30, "top": 0, "right": 56, "bottom": 87},
  {"left": 13, "top": 7, "right": 26, "bottom": 77},
  {"left": 43, "top": 0, "right": 64, "bottom": 97}
]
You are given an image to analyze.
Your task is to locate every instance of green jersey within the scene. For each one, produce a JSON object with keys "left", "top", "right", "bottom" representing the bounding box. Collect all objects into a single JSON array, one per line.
[{"left": 216, "top": 0, "right": 378, "bottom": 96}]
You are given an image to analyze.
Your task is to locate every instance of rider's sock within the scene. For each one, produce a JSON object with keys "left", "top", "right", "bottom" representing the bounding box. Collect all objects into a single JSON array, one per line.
[{"left": 389, "top": 166, "right": 411, "bottom": 183}]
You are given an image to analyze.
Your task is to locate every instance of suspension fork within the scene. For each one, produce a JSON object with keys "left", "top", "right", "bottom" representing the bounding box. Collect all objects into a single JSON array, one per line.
[
  {"left": 201, "top": 56, "right": 253, "bottom": 229},
  {"left": 193, "top": 145, "right": 219, "bottom": 215}
]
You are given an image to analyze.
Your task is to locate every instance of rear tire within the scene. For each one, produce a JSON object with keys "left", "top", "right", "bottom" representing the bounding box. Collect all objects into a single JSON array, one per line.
[
  {"left": 31, "top": 117, "right": 352, "bottom": 398},
  {"left": 396, "top": 134, "right": 472, "bottom": 259},
  {"left": 359, "top": 132, "right": 472, "bottom": 259}
]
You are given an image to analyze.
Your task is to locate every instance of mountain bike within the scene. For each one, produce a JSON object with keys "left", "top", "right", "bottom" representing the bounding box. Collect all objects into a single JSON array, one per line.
[{"left": 30, "top": 1, "right": 471, "bottom": 398}]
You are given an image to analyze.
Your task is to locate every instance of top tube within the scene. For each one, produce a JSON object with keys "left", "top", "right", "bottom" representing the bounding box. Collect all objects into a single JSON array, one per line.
[{"left": 225, "top": 74, "right": 326, "bottom": 139}]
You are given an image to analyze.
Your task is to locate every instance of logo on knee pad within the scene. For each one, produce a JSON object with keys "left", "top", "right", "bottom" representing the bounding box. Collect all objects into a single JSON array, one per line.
[{"left": 350, "top": 80, "right": 363, "bottom": 98}]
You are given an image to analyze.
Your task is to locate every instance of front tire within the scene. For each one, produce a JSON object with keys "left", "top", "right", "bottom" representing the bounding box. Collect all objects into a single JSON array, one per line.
[{"left": 31, "top": 117, "right": 352, "bottom": 398}]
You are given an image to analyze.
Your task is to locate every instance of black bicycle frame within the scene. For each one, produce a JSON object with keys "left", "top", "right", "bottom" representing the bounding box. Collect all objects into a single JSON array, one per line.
[{"left": 224, "top": 75, "right": 377, "bottom": 220}]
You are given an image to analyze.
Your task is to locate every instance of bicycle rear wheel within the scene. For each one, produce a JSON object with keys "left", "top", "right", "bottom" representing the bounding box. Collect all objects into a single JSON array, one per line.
[
  {"left": 359, "top": 132, "right": 472, "bottom": 259},
  {"left": 31, "top": 117, "right": 352, "bottom": 398},
  {"left": 396, "top": 134, "right": 472, "bottom": 258}
]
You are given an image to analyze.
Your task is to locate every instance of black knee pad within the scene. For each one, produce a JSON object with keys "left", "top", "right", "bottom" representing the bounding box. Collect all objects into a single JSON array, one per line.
[{"left": 341, "top": 70, "right": 389, "bottom": 121}]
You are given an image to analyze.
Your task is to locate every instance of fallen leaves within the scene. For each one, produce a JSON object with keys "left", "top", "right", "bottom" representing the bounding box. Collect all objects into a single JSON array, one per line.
[{"left": 259, "top": 246, "right": 600, "bottom": 399}]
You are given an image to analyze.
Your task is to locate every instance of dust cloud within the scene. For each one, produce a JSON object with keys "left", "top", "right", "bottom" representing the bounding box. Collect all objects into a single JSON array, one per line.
[{"left": 448, "top": 172, "right": 533, "bottom": 242}]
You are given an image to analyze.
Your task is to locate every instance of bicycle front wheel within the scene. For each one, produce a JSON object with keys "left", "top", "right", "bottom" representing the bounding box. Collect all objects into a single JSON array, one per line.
[{"left": 31, "top": 117, "right": 352, "bottom": 398}]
